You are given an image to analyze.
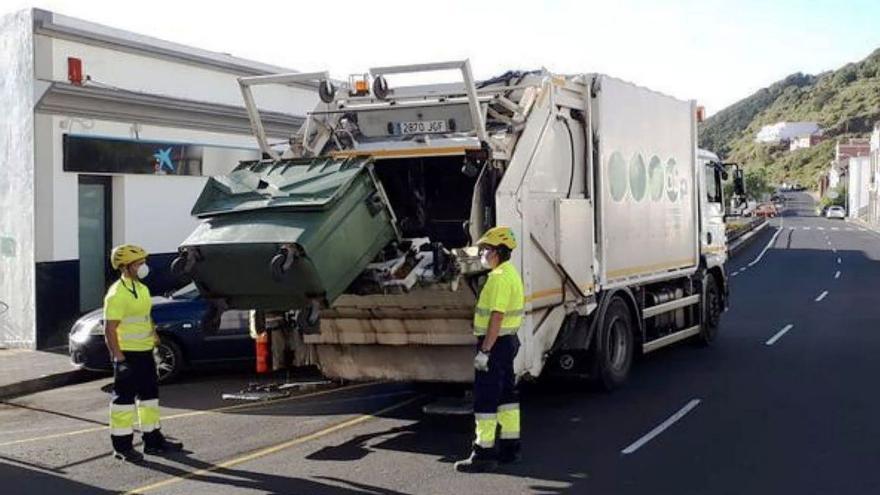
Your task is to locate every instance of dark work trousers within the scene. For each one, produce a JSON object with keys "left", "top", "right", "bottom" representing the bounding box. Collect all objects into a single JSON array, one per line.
[
  {"left": 110, "top": 350, "right": 163, "bottom": 452},
  {"left": 472, "top": 334, "right": 521, "bottom": 458}
]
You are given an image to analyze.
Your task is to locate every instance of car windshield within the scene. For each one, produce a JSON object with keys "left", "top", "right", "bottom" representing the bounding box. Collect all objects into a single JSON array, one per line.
[{"left": 171, "top": 283, "right": 200, "bottom": 300}]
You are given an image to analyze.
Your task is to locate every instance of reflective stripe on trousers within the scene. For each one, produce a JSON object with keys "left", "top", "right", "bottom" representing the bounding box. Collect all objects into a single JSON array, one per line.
[
  {"left": 497, "top": 402, "right": 520, "bottom": 439},
  {"left": 110, "top": 403, "right": 135, "bottom": 436},
  {"left": 138, "top": 398, "right": 161, "bottom": 432},
  {"left": 475, "top": 413, "right": 497, "bottom": 448}
]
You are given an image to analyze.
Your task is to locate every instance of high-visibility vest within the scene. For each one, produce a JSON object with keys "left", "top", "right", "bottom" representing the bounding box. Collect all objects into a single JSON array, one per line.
[
  {"left": 473, "top": 261, "right": 525, "bottom": 336},
  {"left": 103, "top": 277, "right": 154, "bottom": 351}
]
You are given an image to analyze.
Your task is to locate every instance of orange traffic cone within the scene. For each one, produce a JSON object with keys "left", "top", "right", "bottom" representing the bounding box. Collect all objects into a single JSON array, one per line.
[{"left": 255, "top": 331, "right": 270, "bottom": 374}]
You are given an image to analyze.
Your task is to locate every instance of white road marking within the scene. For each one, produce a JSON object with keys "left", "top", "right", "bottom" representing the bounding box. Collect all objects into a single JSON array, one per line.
[
  {"left": 827, "top": 241, "right": 832, "bottom": 246},
  {"left": 748, "top": 227, "right": 783, "bottom": 267},
  {"left": 817, "top": 227, "right": 825, "bottom": 231},
  {"left": 815, "top": 291, "right": 829, "bottom": 302},
  {"left": 803, "top": 227, "right": 811, "bottom": 231},
  {"left": 837, "top": 257, "right": 842, "bottom": 264},
  {"left": 835, "top": 270, "right": 841, "bottom": 279},
  {"left": 766, "top": 324, "right": 794, "bottom": 346},
  {"left": 832, "top": 248, "right": 837, "bottom": 253},
  {"left": 731, "top": 272, "right": 739, "bottom": 277},
  {"left": 621, "top": 399, "right": 701, "bottom": 455},
  {"left": 832, "top": 227, "right": 839, "bottom": 231}
]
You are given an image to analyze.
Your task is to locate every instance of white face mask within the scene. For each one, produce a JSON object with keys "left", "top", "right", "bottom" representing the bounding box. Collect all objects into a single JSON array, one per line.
[
  {"left": 136, "top": 263, "right": 150, "bottom": 279},
  {"left": 479, "top": 250, "right": 493, "bottom": 269}
]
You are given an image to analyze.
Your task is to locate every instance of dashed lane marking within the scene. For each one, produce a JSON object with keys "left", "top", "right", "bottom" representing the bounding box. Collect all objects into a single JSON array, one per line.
[
  {"left": 835, "top": 270, "right": 841, "bottom": 279},
  {"left": 815, "top": 290, "right": 829, "bottom": 302},
  {"left": 766, "top": 324, "right": 794, "bottom": 346}
]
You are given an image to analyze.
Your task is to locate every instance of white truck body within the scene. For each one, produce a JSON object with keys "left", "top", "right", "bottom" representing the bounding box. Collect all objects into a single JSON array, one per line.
[{"left": 189, "top": 61, "right": 730, "bottom": 385}]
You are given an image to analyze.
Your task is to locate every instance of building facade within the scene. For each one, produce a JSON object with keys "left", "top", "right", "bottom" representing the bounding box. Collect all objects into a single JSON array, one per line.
[
  {"left": 867, "top": 124, "right": 880, "bottom": 228},
  {"left": 847, "top": 156, "right": 871, "bottom": 219},
  {"left": 755, "top": 121, "right": 821, "bottom": 144},
  {"left": 0, "top": 9, "right": 317, "bottom": 348}
]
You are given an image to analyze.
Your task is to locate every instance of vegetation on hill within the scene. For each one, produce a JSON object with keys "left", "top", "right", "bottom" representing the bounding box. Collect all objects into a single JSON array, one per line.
[{"left": 699, "top": 48, "right": 880, "bottom": 189}]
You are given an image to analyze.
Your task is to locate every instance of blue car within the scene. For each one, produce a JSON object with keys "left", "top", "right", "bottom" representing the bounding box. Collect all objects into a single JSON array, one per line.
[{"left": 69, "top": 284, "right": 254, "bottom": 382}]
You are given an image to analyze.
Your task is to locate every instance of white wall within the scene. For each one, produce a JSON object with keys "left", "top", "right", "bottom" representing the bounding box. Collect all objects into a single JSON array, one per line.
[
  {"left": 43, "top": 36, "right": 317, "bottom": 116},
  {"left": 35, "top": 114, "right": 262, "bottom": 262},
  {"left": 114, "top": 175, "right": 208, "bottom": 253},
  {"left": 0, "top": 10, "right": 36, "bottom": 347},
  {"left": 848, "top": 156, "right": 871, "bottom": 218}
]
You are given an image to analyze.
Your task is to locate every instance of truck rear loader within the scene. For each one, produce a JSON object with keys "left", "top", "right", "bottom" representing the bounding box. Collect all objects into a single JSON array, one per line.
[{"left": 174, "top": 60, "right": 730, "bottom": 388}]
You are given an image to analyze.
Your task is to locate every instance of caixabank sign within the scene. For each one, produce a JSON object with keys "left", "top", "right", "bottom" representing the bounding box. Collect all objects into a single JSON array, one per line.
[{"left": 63, "top": 135, "right": 206, "bottom": 176}]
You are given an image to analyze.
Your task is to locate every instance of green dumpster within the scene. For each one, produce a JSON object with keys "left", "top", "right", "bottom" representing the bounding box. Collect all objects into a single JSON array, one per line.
[{"left": 177, "top": 156, "right": 398, "bottom": 310}]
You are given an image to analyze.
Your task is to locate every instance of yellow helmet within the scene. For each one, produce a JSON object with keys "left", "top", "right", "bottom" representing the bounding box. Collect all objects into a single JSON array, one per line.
[
  {"left": 477, "top": 226, "right": 517, "bottom": 250},
  {"left": 110, "top": 244, "right": 148, "bottom": 270}
]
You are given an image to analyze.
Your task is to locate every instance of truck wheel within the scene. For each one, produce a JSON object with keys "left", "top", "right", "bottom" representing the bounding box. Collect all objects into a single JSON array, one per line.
[
  {"left": 698, "top": 274, "right": 722, "bottom": 346},
  {"left": 593, "top": 297, "right": 634, "bottom": 391}
]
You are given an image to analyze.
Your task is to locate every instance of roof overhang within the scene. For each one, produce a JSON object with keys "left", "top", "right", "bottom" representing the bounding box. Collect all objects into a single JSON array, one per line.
[{"left": 36, "top": 82, "right": 304, "bottom": 139}]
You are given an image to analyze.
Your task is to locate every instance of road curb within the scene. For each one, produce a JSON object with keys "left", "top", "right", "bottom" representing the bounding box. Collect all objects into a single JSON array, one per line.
[
  {"left": 0, "top": 369, "right": 100, "bottom": 401},
  {"left": 729, "top": 220, "right": 769, "bottom": 256}
]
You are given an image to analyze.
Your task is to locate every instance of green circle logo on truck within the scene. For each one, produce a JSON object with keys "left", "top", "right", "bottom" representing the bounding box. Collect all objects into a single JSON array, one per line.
[
  {"left": 629, "top": 153, "right": 647, "bottom": 201},
  {"left": 609, "top": 151, "right": 628, "bottom": 201},
  {"left": 666, "top": 158, "right": 679, "bottom": 202},
  {"left": 648, "top": 156, "right": 664, "bottom": 201}
]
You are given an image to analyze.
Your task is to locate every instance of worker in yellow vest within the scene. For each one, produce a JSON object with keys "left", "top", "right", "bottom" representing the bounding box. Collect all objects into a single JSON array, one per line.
[
  {"left": 455, "top": 226, "right": 525, "bottom": 473},
  {"left": 104, "top": 244, "right": 182, "bottom": 462}
]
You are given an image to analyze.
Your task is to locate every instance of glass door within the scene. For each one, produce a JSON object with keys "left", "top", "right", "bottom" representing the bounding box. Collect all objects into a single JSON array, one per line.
[{"left": 78, "top": 176, "right": 112, "bottom": 313}]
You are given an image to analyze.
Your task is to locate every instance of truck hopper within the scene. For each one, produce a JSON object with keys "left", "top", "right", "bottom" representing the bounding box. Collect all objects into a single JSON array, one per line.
[{"left": 175, "top": 156, "right": 398, "bottom": 311}]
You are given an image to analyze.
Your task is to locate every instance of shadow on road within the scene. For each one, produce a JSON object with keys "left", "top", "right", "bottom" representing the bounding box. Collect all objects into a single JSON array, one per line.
[{"left": 0, "top": 460, "right": 116, "bottom": 495}]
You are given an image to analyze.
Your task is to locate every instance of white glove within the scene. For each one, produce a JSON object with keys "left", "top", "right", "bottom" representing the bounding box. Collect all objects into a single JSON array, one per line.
[{"left": 474, "top": 350, "right": 490, "bottom": 372}]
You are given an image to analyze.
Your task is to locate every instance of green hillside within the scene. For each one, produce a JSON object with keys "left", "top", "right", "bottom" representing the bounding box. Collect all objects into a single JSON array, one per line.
[{"left": 699, "top": 48, "right": 880, "bottom": 189}]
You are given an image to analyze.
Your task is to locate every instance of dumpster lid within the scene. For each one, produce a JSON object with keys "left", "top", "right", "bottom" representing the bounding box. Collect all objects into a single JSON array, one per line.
[{"left": 192, "top": 156, "right": 374, "bottom": 217}]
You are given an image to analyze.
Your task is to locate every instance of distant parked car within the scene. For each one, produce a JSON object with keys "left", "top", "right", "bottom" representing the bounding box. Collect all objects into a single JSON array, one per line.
[
  {"left": 69, "top": 284, "right": 254, "bottom": 382},
  {"left": 826, "top": 206, "right": 846, "bottom": 219},
  {"left": 755, "top": 203, "right": 778, "bottom": 218}
]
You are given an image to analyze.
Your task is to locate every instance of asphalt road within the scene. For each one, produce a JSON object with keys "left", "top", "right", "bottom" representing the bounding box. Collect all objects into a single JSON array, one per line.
[{"left": 3, "top": 191, "right": 880, "bottom": 494}]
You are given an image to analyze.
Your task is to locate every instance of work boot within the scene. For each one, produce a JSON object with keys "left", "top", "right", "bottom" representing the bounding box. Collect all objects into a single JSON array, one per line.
[
  {"left": 498, "top": 439, "right": 522, "bottom": 464},
  {"left": 143, "top": 431, "right": 184, "bottom": 455},
  {"left": 113, "top": 449, "right": 144, "bottom": 463},
  {"left": 454, "top": 449, "right": 498, "bottom": 473}
]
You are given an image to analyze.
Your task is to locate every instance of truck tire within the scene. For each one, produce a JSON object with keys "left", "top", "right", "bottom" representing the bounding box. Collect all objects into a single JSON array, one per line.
[
  {"left": 698, "top": 273, "right": 722, "bottom": 346},
  {"left": 592, "top": 297, "right": 634, "bottom": 391}
]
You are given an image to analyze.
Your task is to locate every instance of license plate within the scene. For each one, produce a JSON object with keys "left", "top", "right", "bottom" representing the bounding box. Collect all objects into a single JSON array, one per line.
[{"left": 395, "top": 120, "right": 447, "bottom": 135}]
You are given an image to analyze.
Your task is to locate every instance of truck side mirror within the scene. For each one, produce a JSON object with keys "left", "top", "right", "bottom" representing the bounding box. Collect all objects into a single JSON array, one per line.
[{"left": 733, "top": 170, "right": 745, "bottom": 196}]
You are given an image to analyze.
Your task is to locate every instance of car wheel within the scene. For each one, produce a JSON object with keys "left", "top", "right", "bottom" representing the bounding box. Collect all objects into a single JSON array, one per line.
[{"left": 155, "top": 338, "right": 184, "bottom": 383}]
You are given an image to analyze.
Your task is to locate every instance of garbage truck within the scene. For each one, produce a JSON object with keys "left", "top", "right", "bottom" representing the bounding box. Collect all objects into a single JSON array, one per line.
[{"left": 174, "top": 60, "right": 731, "bottom": 388}]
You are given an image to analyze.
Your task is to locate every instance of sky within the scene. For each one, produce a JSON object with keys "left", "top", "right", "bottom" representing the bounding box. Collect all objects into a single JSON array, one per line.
[{"left": 3, "top": 0, "right": 880, "bottom": 114}]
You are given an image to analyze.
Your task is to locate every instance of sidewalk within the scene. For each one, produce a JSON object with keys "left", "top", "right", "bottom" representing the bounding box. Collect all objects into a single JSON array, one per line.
[{"left": 0, "top": 348, "right": 99, "bottom": 400}]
